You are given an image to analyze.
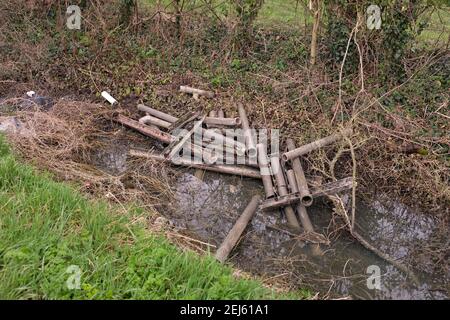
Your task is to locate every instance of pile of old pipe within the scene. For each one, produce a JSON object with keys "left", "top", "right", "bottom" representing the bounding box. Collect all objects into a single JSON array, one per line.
[
  {"left": 215, "top": 195, "right": 261, "bottom": 263},
  {"left": 130, "top": 148, "right": 353, "bottom": 202},
  {"left": 137, "top": 104, "right": 246, "bottom": 156},
  {"left": 115, "top": 100, "right": 353, "bottom": 247},
  {"left": 165, "top": 115, "right": 206, "bottom": 161},
  {"left": 115, "top": 114, "right": 217, "bottom": 164}
]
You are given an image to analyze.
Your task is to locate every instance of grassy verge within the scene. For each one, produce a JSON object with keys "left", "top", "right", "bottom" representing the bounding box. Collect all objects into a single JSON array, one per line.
[{"left": 0, "top": 136, "right": 306, "bottom": 300}]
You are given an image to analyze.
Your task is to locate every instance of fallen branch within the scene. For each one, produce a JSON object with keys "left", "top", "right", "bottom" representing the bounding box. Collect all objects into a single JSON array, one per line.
[
  {"left": 352, "top": 230, "right": 420, "bottom": 285},
  {"left": 330, "top": 195, "right": 420, "bottom": 286}
]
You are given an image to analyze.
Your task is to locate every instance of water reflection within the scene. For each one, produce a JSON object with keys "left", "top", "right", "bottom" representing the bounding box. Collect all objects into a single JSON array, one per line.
[{"left": 169, "top": 172, "right": 448, "bottom": 300}]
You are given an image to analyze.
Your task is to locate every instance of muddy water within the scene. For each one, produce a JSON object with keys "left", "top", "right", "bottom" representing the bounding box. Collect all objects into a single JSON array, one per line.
[
  {"left": 168, "top": 172, "right": 449, "bottom": 300},
  {"left": 90, "top": 141, "right": 448, "bottom": 300}
]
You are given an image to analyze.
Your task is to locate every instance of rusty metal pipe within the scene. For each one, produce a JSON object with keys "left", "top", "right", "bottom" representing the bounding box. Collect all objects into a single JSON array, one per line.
[
  {"left": 286, "top": 170, "right": 298, "bottom": 193},
  {"left": 206, "top": 111, "right": 217, "bottom": 129},
  {"left": 184, "top": 143, "right": 218, "bottom": 165},
  {"left": 166, "top": 116, "right": 206, "bottom": 161},
  {"left": 286, "top": 170, "right": 315, "bottom": 232},
  {"left": 203, "top": 129, "right": 246, "bottom": 156}
]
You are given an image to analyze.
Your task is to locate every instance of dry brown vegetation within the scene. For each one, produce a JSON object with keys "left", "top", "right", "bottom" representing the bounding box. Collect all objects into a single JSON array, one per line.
[{"left": 0, "top": 1, "right": 448, "bottom": 227}]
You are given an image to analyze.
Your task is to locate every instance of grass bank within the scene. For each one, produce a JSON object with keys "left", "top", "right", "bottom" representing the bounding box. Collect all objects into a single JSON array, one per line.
[{"left": 0, "top": 136, "right": 306, "bottom": 300}]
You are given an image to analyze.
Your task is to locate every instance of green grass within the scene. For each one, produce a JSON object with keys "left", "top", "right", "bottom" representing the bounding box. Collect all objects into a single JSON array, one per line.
[
  {"left": 257, "top": 0, "right": 310, "bottom": 26},
  {"left": 417, "top": 7, "right": 450, "bottom": 43},
  {"left": 142, "top": 0, "right": 447, "bottom": 41},
  {"left": 0, "top": 136, "right": 308, "bottom": 300},
  {"left": 142, "top": 0, "right": 310, "bottom": 26}
]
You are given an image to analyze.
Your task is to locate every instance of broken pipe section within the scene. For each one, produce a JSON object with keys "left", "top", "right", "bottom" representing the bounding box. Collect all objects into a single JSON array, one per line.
[{"left": 215, "top": 195, "right": 261, "bottom": 263}]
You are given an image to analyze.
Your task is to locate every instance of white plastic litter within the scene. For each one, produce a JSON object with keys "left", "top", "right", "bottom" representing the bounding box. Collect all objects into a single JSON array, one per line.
[{"left": 101, "top": 91, "right": 118, "bottom": 105}]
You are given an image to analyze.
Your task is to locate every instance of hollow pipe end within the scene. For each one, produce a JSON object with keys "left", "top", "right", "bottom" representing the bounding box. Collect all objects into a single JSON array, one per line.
[
  {"left": 246, "top": 147, "right": 257, "bottom": 158},
  {"left": 265, "top": 193, "right": 276, "bottom": 199},
  {"left": 281, "top": 153, "right": 289, "bottom": 162},
  {"left": 301, "top": 195, "right": 314, "bottom": 207}
]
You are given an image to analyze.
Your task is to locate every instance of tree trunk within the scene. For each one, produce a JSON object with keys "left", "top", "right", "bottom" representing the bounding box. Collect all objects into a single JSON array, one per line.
[{"left": 309, "top": 0, "right": 322, "bottom": 65}]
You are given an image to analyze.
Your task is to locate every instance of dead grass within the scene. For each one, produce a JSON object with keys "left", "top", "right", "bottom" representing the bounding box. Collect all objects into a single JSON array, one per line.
[{"left": 0, "top": 98, "right": 173, "bottom": 208}]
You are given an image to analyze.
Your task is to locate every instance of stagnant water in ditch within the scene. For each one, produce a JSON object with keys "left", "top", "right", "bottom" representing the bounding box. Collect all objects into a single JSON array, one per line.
[
  {"left": 167, "top": 172, "right": 449, "bottom": 300},
  {"left": 92, "top": 141, "right": 449, "bottom": 300}
]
